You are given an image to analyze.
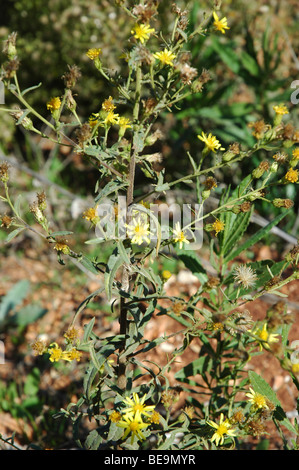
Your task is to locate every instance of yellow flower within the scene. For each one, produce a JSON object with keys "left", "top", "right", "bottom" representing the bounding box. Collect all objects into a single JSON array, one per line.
[
  {"left": 126, "top": 216, "right": 151, "bottom": 245},
  {"left": 246, "top": 387, "right": 269, "bottom": 410},
  {"left": 102, "top": 96, "right": 116, "bottom": 112},
  {"left": 211, "top": 219, "right": 225, "bottom": 236},
  {"left": 131, "top": 23, "right": 155, "bottom": 43},
  {"left": 63, "top": 348, "right": 82, "bottom": 362},
  {"left": 48, "top": 343, "right": 64, "bottom": 363},
  {"left": 212, "top": 11, "right": 230, "bottom": 34},
  {"left": 122, "top": 392, "right": 156, "bottom": 421},
  {"left": 284, "top": 168, "right": 298, "bottom": 183},
  {"left": 46, "top": 97, "right": 61, "bottom": 112},
  {"left": 53, "top": 240, "right": 71, "bottom": 255},
  {"left": 149, "top": 411, "right": 161, "bottom": 424},
  {"left": 153, "top": 48, "right": 176, "bottom": 66},
  {"left": 118, "top": 116, "right": 132, "bottom": 131},
  {"left": 103, "top": 111, "right": 120, "bottom": 126},
  {"left": 86, "top": 48, "right": 102, "bottom": 60},
  {"left": 207, "top": 413, "right": 236, "bottom": 446},
  {"left": 273, "top": 104, "right": 288, "bottom": 115},
  {"left": 162, "top": 270, "right": 172, "bottom": 280},
  {"left": 82, "top": 207, "right": 99, "bottom": 225},
  {"left": 253, "top": 323, "right": 280, "bottom": 351},
  {"left": 292, "top": 148, "right": 299, "bottom": 160},
  {"left": 197, "top": 131, "right": 225, "bottom": 153},
  {"left": 173, "top": 222, "right": 190, "bottom": 249},
  {"left": 110, "top": 411, "right": 122, "bottom": 423},
  {"left": 117, "top": 414, "right": 150, "bottom": 445}
]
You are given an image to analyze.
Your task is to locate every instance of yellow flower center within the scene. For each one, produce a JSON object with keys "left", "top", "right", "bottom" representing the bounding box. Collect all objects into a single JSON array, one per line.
[
  {"left": 129, "top": 421, "right": 140, "bottom": 432},
  {"left": 216, "top": 423, "right": 229, "bottom": 437}
]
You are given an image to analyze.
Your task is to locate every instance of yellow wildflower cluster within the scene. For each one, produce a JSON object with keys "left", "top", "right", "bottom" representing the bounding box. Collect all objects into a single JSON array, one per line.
[
  {"left": 31, "top": 328, "right": 82, "bottom": 364},
  {"left": 89, "top": 96, "right": 132, "bottom": 135},
  {"left": 110, "top": 393, "right": 160, "bottom": 445}
]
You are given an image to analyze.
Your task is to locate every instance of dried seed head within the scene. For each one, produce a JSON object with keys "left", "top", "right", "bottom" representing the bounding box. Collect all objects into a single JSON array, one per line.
[
  {"left": 0, "top": 214, "right": 13, "bottom": 228},
  {"left": 0, "top": 162, "right": 9, "bottom": 183},
  {"left": 62, "top": 64, "right": 81, "bottom": 89},
  {"left": 233, "top": 264, "right": 257, "bottom": 289},
  {"left": 2, "top": 32, "right": 17, "bottom": 59},
  {"left": 177, "top": 62, "right": 198, "bottom": 85},
  {"left": 75, "top": 123, "right": 92, "bottom": 146}
]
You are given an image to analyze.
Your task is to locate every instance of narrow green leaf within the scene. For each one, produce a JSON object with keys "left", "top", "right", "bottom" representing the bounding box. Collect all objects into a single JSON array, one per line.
[{"left": 225, "top": 210, "right": 291, "bottom": 262}]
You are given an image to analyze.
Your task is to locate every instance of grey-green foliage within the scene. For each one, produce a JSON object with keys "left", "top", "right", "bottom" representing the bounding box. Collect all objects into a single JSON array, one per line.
[{"left": 0, "top": 280, "right": 47, "bottom": 330}]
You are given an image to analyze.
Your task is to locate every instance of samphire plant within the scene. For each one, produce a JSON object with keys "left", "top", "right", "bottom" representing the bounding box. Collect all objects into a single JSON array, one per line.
[{"left": 1, "top": 0, "right": 299, "bottom": 450}]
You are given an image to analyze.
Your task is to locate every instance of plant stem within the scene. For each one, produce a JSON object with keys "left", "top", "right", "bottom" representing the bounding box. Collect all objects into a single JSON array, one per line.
[{"left": 117, "top": 63, "right": 142, "bottom": 390}]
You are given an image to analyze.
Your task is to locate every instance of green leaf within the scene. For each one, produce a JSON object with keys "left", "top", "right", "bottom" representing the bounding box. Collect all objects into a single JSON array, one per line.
[
  {"left": 0, "top": 280, "right": 31, "bottom": 325},
  {"left": 225, "top": 210, "right": 291, "bottom": 262},
  {"left": 177, "top": 250, "right": 208, "bottom": 284},
  {"left": 248, "top": 371, "right": 297, "bottom": 434},
  {"left": 104, "top": 250, "right": 124, "bottom": 300},
  {"left": 5, "top": 227, "right": 25, "bottom": 243},
  {"left": 12, "top": 304, "right": 47, "bottom": 327}
]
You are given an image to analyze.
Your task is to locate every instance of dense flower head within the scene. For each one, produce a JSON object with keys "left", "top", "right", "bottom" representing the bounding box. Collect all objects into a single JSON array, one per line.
[
  {"left": 86, "top": 48, "right": 102, "bottom": 60},
  {"left": 102, "top": 96, "right": 116, "bottom": 112},
  {"left": 284, "top": 167, "right": 298, "bottom": 183},
  {"left": 82, "top": 206, "right": 100, "bottom": 225},
  {"left": 292, "top": 148, "right": 299, "bottom": 160},
  {"left": 273, "top": 104, "right": 289, "bottom": 115},
  {"left": 46, "top": 97, "right": 61, "bottom": 112},
  {"left": 211, "top": 219, "right": 225, "bottom": 236}
]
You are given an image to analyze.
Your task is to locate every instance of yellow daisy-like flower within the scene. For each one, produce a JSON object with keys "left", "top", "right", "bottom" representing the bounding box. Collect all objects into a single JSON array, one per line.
[
  {"left": 48, "top": 343, "right": 64, "bottom": 363},
  {"left": 126, "top": 216, "right": 151, "bottom": 245},
  {"left": 117, "top": 414, "right": 150, "bottom": 445},
  {"left": 207, "top": 413, "right": 236, "bottom": 446},
  {"left": 173, "top": 222, "right": 190, "bottom": 249},
  {"left": 253, "top": 323, "right": 280, "bottom": 351},
  {"left": 273, "top": 104, "right": 289, "bottom": 115},
  {"left": 284, "top": 168, "right": 299, "bottom": 183},
  {"left": 197, "top": 131, "right": 225, "bottom": 153},
  {"left": 122, "top": 393, "right": 156, "bottom": 421},
  {"left": 103, "top": 110, "right": 120, "bottom": 126},
  {"left": 118, "top": 116, "right": 132, "bottom": 131},
  {"left": 212, "top": 11, "right": 230, "bottom": 34},
  {"left": 153, "top": 48, "right": 176, "bottom": 66},
  {"left": 292, "top": 148, "right": 299, "bottom": 160},
  {"left": 63, "top": 348, "right": 82, "bottom": 362},
  {"left": 46, "top": 97, "right": 61, "bottom": 112},
  {"left": 86, "top": 48, "right": 102, "bottom": 60},
  {"left": 131, "top": 23, "right": 156, "bottom": 43},
  {"left": 246, "top": 387, "right": 269, "bottom": 410},
  {"left": 102, "top": 96, "right": 116, "bottom": 112},
  {"left": 211, "top": 218, "right": 225, "bottom": 236},
  {"left": 82, "top": 207, "right": 100, "bottom": 225}
]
